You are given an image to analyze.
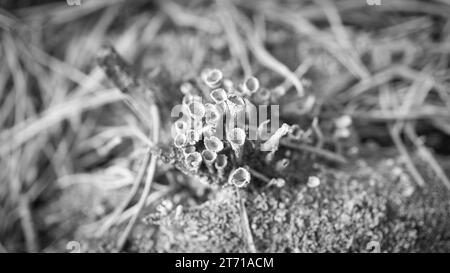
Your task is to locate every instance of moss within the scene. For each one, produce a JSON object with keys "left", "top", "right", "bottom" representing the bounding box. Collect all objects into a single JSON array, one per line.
[
  {"left": 139, "top": 151, "right": 450, "bottom": 253},
  {"left": 151, "top": 189, "right": 245, "bottom": 252}
]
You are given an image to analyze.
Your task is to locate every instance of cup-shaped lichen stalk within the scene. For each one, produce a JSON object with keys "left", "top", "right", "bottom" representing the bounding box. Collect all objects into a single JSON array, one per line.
[
  {"left": 265, "top": 151, "right": 276, "bottom": 164},
  {"left": 253, "top": 87, "right": 271, "bottom": 104},
  {"left": 269, "top": 177, "right": 286, "bottom": 188},
  {"left": 228, "top": 167, "right": 251, "bottom": 188},
  {"left": 182, "top": 94, "right": 202, "bottom": 106},
  {"left": 275, "top": 158, "right": 290, "bottom": 172},
  {"left": 204, "top": 135, "right": 224, "bottom": 153},
  {"left": 191, "top": 117, "right": 203, "bottom": 132},
  {"left": 173, "top": 133, "right": 187, "bottom": 149},
  {"left": 185, "top": 152, "right": 202, "bottom": 172},
  {"left": 214, "top": 154, "right": 228, "bottom": 180},
  {"left": 210, "top": 88, "right": 228, "bottom": 112},
  {"left": 180, "top": 81, "right": 194, "bottom": 95},
  {"left": 242, "top": 76, "right": 260, "bottom": 95},
  {"left": 335, "top": 115, "right": 352, "bottom": 129},
  {"left": 202, "top": 68, "right": 223, "bottom": 89},
  {"left": 199, "top": 124, "right": 216, "bottom": 139},
  {"left": 204, "top": 103, "right": 221, "bottom": 126},
  {"left": 227, "top": 127, "right": 246, "bottom": 159},
  {"left": 201, "top": 150, "right": 217, "bottom": 173},
  {"left": 183, "top": 145, "right": 196, "bottom": 156},
  {"left": 223, "top": 79, "right": 234, "bottom": 92},
  {"left": 225, "top": 94, "right": 246, "bottom": 135},
  {"left": 334, "top": 115, "right": 352, "bottom": 140},
  {"left": 307, "top": 176, "right": 320, "bottom": 188},
  {"left": 334, "top": 127, "right": 351, "bottom": 139},
  {"left": 226, "top": 94, "right": 246, "bottom": 115},
  {"left": 174, "top": 119, "right": 188, "bottom": 134},
  {"left": 187, "top": 100, "right": 205, "bottom": 120},
  {"left": 186, "top": 129, "right": 200, "bottom": 145}
]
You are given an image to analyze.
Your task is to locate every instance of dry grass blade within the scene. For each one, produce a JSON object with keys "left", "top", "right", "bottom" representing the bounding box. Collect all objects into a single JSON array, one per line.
[
  {"left": 0, "top": 89, "right": 125, "bottom": 156},
  {"left": 246, "top": 32, "right": 305, "bottom": 97},
  {"left": 18, "top": 0, "right": 126, "bottom": 25},
  {"left": 227, "top": 5, "right": 305, "bottom": 97},
  {"left": 255, "top": 4, "right": 368, "bottom": 80},
  {"left": 389, "top": 123, "right": 425, "bottom": 187},
  {"left": 237, "top": 190, "right": 257, "bottom": 253},
  {"left": 117, "top": 155, "right": 158, "bottom": 250},
  {"left": 215, "top": 0, "right": 252, "bottom": 77},
  {"left": 18, "top": 195, "right": 38, "bottom": 252},
  {"left": 280, "top": 140, "right": 348, "bottom": 164},
  {"left": 405, "top": 124, "right": 450, "bottom": 191},
  {"left": 161, "top": 1, "right": 220, "bottom": 34},
  {"left": 0, "top": 242, "right": 7, "bottom": 253},
  {"left": 316, "top": 0, "right": 370, "bottom": 79},
  {"left": 96, "top": 148, "right": 152, "bottom": 237}
]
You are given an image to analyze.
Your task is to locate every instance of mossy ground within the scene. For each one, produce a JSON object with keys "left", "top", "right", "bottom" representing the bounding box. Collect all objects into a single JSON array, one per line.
[
  {"left": 144, "top": 150, "right": 449, "bottom": 253},
  {"left": 73, "top": 147, "right": 449, "bottom": 253}
]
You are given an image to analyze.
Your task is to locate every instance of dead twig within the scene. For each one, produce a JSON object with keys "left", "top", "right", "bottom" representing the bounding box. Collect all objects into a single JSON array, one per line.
[
  {"left": 97, "top": 45, "right": 160, "bottom": 128},
  {"left": 97, "top": 45, "right": 161, "bottom": 251}
]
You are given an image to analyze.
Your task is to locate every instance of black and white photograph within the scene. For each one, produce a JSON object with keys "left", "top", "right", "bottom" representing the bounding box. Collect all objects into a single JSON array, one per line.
[{"left": 0, "top": 0, "right": 450, "bottom": 260}]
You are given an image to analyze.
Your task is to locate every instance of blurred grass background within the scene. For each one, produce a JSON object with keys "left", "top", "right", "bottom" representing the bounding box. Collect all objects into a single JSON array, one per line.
[{"left": 1, "top": 0, "right": 450, "bottom": 252}]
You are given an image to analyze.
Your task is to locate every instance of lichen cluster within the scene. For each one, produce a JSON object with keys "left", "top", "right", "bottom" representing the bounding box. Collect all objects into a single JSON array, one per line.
[{"left": 167, "top": 68, "right": 303, "bottom": 188}]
